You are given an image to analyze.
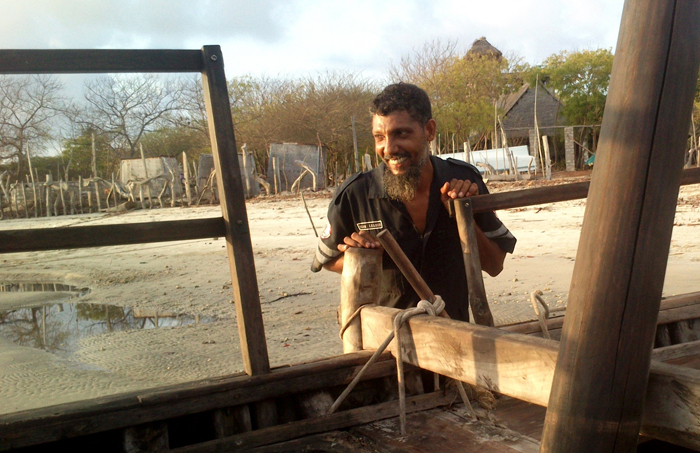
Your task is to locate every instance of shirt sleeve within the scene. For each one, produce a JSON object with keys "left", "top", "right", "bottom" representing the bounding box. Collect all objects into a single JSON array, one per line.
[
  {"left": 310, "top": 186, "right": 356, "bottom": 272},
  {"left": 470, "top": 169, "right": 517, "bottom": 254}
]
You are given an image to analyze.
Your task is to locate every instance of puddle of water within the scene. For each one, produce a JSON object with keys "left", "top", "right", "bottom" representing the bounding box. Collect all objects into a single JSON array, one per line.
[{"left": 0, "top": 283, "right": 219, "bottom": 359}]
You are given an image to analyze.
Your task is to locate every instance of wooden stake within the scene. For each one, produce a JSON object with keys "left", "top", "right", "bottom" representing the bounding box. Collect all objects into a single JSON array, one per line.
[
  {"left": 352, "top": 116, "right": 359, "bottom": 173},
  {"left": 541, "top": 135, "right": 552, "bottom": 180},
  {"left": 20, "top": 182, "right": 28, "bottom": 218},
  {"left": 182, "top": 152, "right": 191, "bottom": 206},
  {"left": 339, "top": 247, "right": 382, "bottom": 352},
  {"left": 45, "top": 175, "right": 52, "bottom": 217},
  {"left": 453, "top": 199, "right": 494, "bottom": 326},
  {"left": 541, "top": 2, "right": 700, "bottom": 451},
  {"left": 201, "top": 45, "right": 269, "bottom": 376},
  {"left": 59, "top": 180, "right": 67, "bottom": 215}
]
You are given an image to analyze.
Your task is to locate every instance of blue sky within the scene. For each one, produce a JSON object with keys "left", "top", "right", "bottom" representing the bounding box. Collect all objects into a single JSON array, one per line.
[{"left": 1, "top": 0, "right": 625, "bottom": 80}]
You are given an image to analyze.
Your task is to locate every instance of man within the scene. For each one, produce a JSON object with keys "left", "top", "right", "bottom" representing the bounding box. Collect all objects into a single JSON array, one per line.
[{"left": 311, "top": 83, "right": 515, "bottom": 321}]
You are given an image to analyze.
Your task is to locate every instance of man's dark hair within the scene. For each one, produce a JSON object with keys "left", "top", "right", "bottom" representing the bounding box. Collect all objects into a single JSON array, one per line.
[{"left": 370, "top": 83, "right": 432, "bottom": 125}]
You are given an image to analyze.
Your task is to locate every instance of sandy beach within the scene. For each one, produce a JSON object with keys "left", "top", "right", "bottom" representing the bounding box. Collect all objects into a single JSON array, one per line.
[{"left": 0, "top": 176, "right": 698, "bottom": 414}]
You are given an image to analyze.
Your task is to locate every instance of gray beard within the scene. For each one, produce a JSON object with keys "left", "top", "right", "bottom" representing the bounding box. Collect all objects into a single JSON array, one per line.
[{"left": 383, "top": 152, "right": 428, "bottom": 202}]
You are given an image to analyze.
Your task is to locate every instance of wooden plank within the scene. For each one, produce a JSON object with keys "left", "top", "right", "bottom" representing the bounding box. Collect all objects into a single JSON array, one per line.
[
  {"left": 542, "top": 1, "right": 700, "bottom": 449},
  {"left": 362, "top": 306, "right": 558, "bottom": 407},
  {"left": 0, "top": 351, "right": 394, "bottom": 450},
  {"left": 170, "top": 391, "right": 456, "bottom": 453},
  {"left": 0, "top": 49, "right": 204, "bottom": 74},
  {"left": 360, "top": 305, "right": 700, "bottom": 449},
  {"left": 245, "top": 431, "right": 373, "bottom": 453},
  {"left": 652, "top": 339, "right": 700, "bottom": 363},
  {"left": 340, "top": 247, "right": 382, "bottom": 352},
  {"left": 501, "top": 291, "right": 700, "bottom": 336},
  {"left": 467, "top": 166, "right": 700, "bottom": 215},
  {"left": 0, "top": 217, "right": 226, "bottom": 253},
  {"left": 454, "top": 199, "right": 493, "bottom": 326},
  {"left": 354, "top": 406, "right": 540, "bottom": 453},
  {"left": 201, "top": 45, "right": 269, "bottom": 376}
]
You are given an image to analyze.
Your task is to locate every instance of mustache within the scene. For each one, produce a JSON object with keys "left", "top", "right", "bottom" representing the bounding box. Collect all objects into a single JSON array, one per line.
[{"left": 383, "top": 152, "right": 411, "bottom": 163}]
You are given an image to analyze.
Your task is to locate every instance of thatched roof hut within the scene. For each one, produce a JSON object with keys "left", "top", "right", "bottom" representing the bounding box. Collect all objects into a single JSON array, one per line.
[
  {"left": 466, "top": 37, "right": 503, "bottom": 60},
  {"left": 498, "top": 82, "right": 565, "bottom": 139}
]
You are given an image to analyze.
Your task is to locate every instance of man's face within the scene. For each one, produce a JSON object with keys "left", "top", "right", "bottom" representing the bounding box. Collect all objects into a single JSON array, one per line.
[{"left": 372, "top": 110, "right": 436, "bottom": 176}]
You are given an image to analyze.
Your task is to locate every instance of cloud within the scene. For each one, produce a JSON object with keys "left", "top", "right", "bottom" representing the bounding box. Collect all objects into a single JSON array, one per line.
[{"left": 0, "top": 0, "right": 289, "bottom": 49}]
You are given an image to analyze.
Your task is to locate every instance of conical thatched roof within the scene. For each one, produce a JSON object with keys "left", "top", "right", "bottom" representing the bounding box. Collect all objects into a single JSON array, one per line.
[{"left": 466, "top": 37, "right": 502, "bottom": 60}]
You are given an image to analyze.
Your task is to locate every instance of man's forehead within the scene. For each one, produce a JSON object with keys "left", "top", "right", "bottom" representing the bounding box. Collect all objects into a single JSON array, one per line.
[{"left": 372, "top": 110, "right": 421, "bottom": 129}]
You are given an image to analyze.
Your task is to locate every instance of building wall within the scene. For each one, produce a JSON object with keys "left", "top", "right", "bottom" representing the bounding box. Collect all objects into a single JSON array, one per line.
[
  {"left": 267, "top": 143, "right": 326, "bottom": 193},
  {"left": 502, "top": 87, "right": 564, "bottom": 139}
]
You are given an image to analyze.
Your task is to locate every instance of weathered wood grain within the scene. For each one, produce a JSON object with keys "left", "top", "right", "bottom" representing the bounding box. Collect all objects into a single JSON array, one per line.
[
  {"left": 340, "top": 247, "right": 382, "bottom": 352},
  {"left": 0, "top": 217, "right": 226, "bottom": 253},
  {"left": 170, "top": 391, "right": 456, "bottom": 453},
  {"left": 0, "top": 49, "right": 204, "bottom": 74},
  {"left": 541, "top": 1, "right": 700, "bottom": 450},
  {"left": 201, "top": 45, "right": 269, "bottom": 376},
  {"left": 361, "top": 305, "right": 700, "bottom": 450}
]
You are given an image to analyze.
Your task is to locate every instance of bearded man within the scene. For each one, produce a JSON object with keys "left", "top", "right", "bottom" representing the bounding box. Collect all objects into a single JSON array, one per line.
[{"left": 311, "top": 83, "right": 516, "bottom": 321}]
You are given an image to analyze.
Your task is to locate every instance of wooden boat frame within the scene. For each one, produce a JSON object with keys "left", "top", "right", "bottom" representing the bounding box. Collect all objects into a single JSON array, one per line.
[{"left": 2, "top": 2, "right": 700, "bottom": 449}]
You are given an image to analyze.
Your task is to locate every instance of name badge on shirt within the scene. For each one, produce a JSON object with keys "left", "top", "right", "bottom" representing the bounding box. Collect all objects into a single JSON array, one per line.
[{"left": 357, "top": 220, "right": 383, "bottom": 231}]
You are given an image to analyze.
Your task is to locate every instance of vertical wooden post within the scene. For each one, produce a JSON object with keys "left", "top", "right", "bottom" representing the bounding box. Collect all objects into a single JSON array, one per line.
[
  {"left": 182, "top": 152, "right": 191, "bottom": 206},
  {"left": 339, "top": 247, "right": 382, "bottom": 352},
  {"left": 352, "top": 115, "right": 359, "bottom": 173},
  {"left": 541, "top": 1, "right": 700, "bottom": 452},
  {"left": 200, "top": 45, "right": 270, "bottom": 376},
  {"left": 272, "top": 157, "right": 281, "bottom": 194},
  {"left": 78, "top": 175, "right": 84, "bottom": 214},
  {"left": 564, "top": 127, "right": 575, "bottom": 172},
  {"left": 541, "top": 135, "right": 552, "bottom": 180},
  {"left": 45, "top": 174, "right": 52, "bottom": 217},
  {"left": 94, "top": 180, "right": 101, "bottom": 212},
  {"left": 453, "top": 200, "right": 494, "bottom": 327},
  {"left": 241, "top": 144, "right": 251, "bottom": 198}
]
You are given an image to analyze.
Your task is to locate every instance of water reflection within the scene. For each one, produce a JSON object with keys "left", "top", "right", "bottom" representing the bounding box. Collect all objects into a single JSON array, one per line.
[{"left": 0, "top": 302, "right": 218, "bottom": 359}]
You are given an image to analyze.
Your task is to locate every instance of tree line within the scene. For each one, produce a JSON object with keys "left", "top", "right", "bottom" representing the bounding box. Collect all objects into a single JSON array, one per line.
[{"left": 1, "top": 40, "right": 699, "bottom": 188}]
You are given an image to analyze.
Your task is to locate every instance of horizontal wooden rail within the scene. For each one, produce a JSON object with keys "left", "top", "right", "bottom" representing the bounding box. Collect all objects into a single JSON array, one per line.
[
  {"left": 469, "top": 166, "right": 700, "bottom": 214},
  {"left": 361, "top": 306, "right": 700, "bottom": 450},
  {"left": 502, "top": 291, "right": 700, "bottom": 336},
  {"left": 0, "top": 49, "right": 205, "bottom": 74},
  {"left": 0, "top": 351, "right": 395, "bottom": 450},
  {"left": 0, "top": 217, "right": 226, "bottom": 253}
]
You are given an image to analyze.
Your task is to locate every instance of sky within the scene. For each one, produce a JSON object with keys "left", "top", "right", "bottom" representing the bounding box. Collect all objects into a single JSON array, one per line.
[{"left": 0, "top": 0, "right": 626, "bottom": 83}]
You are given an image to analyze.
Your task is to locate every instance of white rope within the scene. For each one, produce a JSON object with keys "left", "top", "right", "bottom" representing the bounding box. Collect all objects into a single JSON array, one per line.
[{"left": 329, "top": 295, "right": 476, "bottom": 435}]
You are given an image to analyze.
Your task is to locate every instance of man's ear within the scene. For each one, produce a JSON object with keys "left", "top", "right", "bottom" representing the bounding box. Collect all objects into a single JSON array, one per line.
[{"left": 424, "top": 119, "right": 437, "bottom": 142}]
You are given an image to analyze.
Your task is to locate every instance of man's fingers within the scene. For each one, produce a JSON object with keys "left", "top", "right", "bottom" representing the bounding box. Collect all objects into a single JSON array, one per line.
[{"left": 337, "top": 231, "right": 381, "bottom": 251}]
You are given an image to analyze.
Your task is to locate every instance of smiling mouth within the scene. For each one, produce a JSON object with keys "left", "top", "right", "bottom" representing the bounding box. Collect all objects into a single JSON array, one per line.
[{"left": 384, "top": 154, "right": 410, "bottom": 166}]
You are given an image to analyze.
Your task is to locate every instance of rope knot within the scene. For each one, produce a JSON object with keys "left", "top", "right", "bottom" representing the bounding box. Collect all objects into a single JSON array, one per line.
[{"left": 417, "top": 295, "right": 444, "bottom": 317}]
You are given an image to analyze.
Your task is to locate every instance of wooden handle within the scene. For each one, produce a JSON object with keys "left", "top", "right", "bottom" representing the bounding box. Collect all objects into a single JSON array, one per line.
[
  {"left": 376, "top": 229, "right": 449, "bottom": 318},
  {"left": 453, "top": 199, "right": 494, "bottom": 327}
]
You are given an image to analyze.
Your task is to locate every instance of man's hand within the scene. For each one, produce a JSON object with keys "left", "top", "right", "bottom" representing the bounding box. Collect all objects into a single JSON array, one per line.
[
  {"left": 440, "top": 179, "right": 479, "bottom": 209},
  {"left": 323, "top": 231, "right": 383, "bottom": 273},
  {"left": 337, "top": 230, "right": 382, "bottom": 252}
]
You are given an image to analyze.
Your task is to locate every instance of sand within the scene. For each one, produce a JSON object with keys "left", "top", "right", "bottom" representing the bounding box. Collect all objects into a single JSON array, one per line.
[{"left": 0, "top": 178, "right": 698, "bottom": 414}]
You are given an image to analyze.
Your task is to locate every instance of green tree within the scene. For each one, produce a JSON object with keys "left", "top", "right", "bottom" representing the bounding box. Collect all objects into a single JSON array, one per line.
[
  {"left": 389, "top": 39, "right": 526, "bottom": 150},
  {"left": 61, "top": 129, "right": 115, "bottom": 178},
  {"left": 529, "top": 49, "right": 613, "bottom": 127}
]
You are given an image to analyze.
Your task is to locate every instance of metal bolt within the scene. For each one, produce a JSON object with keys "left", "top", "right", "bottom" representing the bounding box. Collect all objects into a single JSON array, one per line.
[
  {"left": 210, "top": 54, "right": 218, "bottom": 61},
  {"left": 236, "top": 220, "right": 243, "bottom": 225}
]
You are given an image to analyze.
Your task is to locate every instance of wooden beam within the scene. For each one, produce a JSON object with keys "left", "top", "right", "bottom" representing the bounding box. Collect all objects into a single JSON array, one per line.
[
  {"left": 541, "top": 0, "right": 700, "bottom": 449},
  {"left": 340, "top": 247, "right": 382, "bottom": 352},
  {"left": 0, "top": 218, "right": 226, "bottom": 253},
  {"left": 0, "top": 49, "right": 204, "bottom": 74},
  {"left": 466, "top": 166, "right": 700, "bottom": 214},
  {"left": 501, "top": 291, "right": 700, "bottom": 336},
  {"left": 0, "top": 351, "right": 395, "bottom": 450},
  {"left": 201, "top": 45, "right": 269, "bottom": 376},
  {"left": 360, "top": 306, "right": 700, "bottom": 449},
  {"left": 170, "top": 391, "right": 456, "bottom": 453}
]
